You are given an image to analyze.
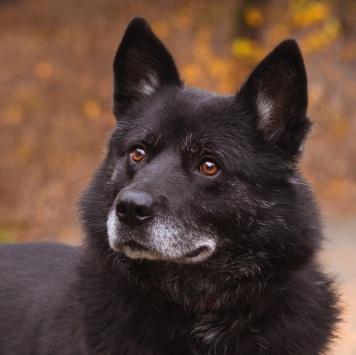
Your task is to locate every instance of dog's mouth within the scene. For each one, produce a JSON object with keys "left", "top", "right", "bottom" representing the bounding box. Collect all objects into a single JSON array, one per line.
[
  {"left": 107, "top": 209, "right": 216, "bottom": 263},
  {"left": 120, "top": 240, "right": 215, "bottom": 264},
  {"left": 183, "top": 246, "right": 211, "bottom": 258},
  {"left": 123, "top": 240, "right": 150, "bottom": 252}
]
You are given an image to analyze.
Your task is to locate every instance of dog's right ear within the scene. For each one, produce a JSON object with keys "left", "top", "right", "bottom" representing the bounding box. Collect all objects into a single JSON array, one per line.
[{"left": 113, "top": 17, "right": 182, "bottom": 117}]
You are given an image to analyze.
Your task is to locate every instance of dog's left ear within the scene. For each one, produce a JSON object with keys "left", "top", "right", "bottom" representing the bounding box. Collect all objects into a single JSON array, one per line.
[
  {"left": 237, "top": 40, "right": 311, "bottom": 161},
  {"left": 113, "top": 17, "right": 182, "bottom": 117}
]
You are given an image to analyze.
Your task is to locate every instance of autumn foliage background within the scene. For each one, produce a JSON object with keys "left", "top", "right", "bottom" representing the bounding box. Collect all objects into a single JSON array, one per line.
[{"left": 0, "top": 0, "right": 355, "bottom": 353}]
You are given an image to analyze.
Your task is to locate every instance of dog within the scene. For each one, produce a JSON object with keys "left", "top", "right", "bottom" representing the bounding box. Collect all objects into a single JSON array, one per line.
[{"left": 0, "top": 17, "right": 339, "bottom": 354}]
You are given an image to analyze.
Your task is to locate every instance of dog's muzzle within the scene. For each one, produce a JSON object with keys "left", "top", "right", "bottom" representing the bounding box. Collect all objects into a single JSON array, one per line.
[{"left": 107, "top": 189, "right": 217, "bottom": 263}]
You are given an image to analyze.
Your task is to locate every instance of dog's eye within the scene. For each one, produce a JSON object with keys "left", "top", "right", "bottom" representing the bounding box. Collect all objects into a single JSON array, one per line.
[
  {"left": 199, "top": 160, "right": 219, "bottom": 176},
  {"left": 130, "top": 147, "right": 146, "bottom": 163}
]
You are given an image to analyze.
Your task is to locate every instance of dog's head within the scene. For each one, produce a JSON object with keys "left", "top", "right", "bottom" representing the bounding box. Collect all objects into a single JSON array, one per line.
[{"left": 81, "top": 17, "right": 319, "bottom": 271}]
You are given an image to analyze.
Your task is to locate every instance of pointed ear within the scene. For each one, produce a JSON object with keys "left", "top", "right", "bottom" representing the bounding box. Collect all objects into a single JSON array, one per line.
[
  {"left": 237, "top": 40, "right": 311, "bottom": 161},
  {"left": 113, "top": 17, "right": 182, "bottom": 117}
]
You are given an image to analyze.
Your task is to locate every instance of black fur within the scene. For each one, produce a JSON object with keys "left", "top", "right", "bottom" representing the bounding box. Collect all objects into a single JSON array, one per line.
[{"left": 0, "top": 17, "right": 339, "bottom": 354}]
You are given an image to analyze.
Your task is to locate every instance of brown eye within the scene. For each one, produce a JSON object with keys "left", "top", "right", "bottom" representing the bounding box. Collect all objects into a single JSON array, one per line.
[
  {"left": 199, "top": 160, "right": 219, "bottom": 176},
  {"left": 130, "top": 147, "right": 145, "bottom": 162}
]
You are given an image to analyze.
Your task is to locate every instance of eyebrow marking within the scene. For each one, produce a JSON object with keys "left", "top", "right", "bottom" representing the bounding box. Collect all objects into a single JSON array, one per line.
[
  {"left": 145, "top": 132, "right": 162, "bottom": 148},
  {"left": 182, "top": 133, "right": 210, "bottom": 156}
]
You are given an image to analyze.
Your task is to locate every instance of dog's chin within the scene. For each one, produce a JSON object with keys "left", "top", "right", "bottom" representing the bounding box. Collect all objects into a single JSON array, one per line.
[{"left": 111, "top": 240, "right": 216, "bottom": 264}]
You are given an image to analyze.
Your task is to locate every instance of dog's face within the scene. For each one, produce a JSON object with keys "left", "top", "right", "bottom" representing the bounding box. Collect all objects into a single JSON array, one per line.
[
  {"left": 81, "top": 18, "right": 317, "bottom": 271},
  {"left": 107, "top": 88, "right": 255, "bottom": 263}
]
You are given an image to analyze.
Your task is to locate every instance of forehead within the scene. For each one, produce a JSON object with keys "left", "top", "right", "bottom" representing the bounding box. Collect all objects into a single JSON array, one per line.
[{"left": 125, "top": 87, "right": 248, "bottom": 148}]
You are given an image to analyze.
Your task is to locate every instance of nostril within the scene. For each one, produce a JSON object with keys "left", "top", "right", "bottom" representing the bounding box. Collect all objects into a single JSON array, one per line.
[
  {"left": 135, "top": 206, "right": 151, "bottom": 219},
  {"left": 135, "top": 207, "right": 144, "bottom": 218},
  {"left": 116, "top": 202, "right": 126, "bottom": 216}
]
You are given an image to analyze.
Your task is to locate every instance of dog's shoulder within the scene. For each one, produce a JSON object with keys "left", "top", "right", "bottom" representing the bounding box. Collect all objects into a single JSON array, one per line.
[
  {"left": 0, "top": 242, "right": 81, "bottom": 293},
  {"left": 0, "top": 243, "right": 83, "bottom": 354},
  {"left": 0, "top": 242, "right": 80, "bottom": 269}
]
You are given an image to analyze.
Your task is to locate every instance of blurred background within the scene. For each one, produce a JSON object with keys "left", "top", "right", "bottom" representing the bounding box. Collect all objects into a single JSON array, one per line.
[{"left": 0, "top": 0, "right": 355, "bottom": 352}]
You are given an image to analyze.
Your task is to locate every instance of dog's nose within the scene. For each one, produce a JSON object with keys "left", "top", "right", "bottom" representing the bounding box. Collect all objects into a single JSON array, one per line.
[{"left": 116, "top": 190, "right": 154, "bottom": 227}]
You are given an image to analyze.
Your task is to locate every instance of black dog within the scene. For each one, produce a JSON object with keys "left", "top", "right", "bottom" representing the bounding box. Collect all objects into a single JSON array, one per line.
[{"left": 0, "top": 17, "right": 339, "bottom": 354}]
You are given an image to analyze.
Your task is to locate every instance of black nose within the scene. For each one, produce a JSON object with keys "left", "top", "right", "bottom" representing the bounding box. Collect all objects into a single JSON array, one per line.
[{"left": 116, "top": 190, "right": 154, "bottom": 227}]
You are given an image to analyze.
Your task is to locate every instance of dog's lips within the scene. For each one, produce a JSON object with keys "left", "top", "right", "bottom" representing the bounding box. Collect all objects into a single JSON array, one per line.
[
  {"left": 123, "top": 240, "right": 150, "bottom": 253},
  {"left": 183, "top": 246, "right": 211, "bottom": 259},
  {"left": 121, "top": 241, "right": 164, "bottom": 261},
  {"left": 119, "top": 239, "right": 215, "bottom": 264}
]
